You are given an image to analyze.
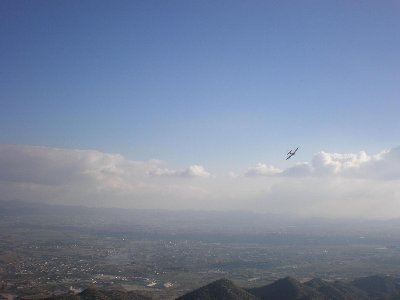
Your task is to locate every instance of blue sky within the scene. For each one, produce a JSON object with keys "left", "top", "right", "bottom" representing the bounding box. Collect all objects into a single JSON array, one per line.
[
  {"left": 1, "top": 1, "right": 400, "bottom": 217},
  {"left": 1, "top": 1, "right": 399, "bottom": 170}
]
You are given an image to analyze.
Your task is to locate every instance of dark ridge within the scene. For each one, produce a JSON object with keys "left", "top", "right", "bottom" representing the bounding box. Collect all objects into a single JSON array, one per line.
[
  {"left": 176, "top": 278, "right": 257, "bottom": 300},
  {"left": 351, "top": 274, "right": 400, "bottom": 298},
  {"left": 247, "top": 276, "right": 323, "bottom": 300},
  {"left": 304, "top": 278, "right": 326, "bottom": 289},
  {"left": 305, "top": 278, "right": 367, "bottom": 300}
]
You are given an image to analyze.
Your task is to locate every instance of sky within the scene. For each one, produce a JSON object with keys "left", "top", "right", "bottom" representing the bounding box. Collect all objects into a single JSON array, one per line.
[{"left": 1, "top": 1, "right": 399, "bottom": 218}]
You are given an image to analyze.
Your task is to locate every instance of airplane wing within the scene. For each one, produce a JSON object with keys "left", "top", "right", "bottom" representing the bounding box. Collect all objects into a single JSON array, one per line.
[{"left": 286, "top": 147, "right": 299, "bottom": 160}]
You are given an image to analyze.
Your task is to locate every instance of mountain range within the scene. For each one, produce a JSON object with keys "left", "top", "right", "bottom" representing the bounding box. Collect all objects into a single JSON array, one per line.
[
  {"left": 44, "top": 274, "right": 400, "bottom": 300},
  {"left": 179, "top": 275, "right": 400, "bottom": 300}
]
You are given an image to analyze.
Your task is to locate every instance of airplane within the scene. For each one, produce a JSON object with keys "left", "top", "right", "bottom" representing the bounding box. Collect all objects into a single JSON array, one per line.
[{"left": 286, "top": 147, "right": 299, "bottom": 160}]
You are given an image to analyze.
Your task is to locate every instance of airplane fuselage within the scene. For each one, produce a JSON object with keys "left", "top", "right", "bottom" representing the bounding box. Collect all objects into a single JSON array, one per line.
[{"left": 286, "top": 147, "right": 299, "bottom": 160}]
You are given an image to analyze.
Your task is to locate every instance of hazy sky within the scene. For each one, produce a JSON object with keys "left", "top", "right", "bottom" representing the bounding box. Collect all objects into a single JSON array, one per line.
[{"left": 1, "top": 1, "right": 399, "bottom": 218}]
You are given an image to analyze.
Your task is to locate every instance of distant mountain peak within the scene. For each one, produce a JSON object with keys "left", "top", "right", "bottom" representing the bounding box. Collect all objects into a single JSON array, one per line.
[
  {"left": 247, "top": 276, "right": 323, "bottom": 300},
  {"left": 176, "top": 278, "right": 256, "bottom": 300}
]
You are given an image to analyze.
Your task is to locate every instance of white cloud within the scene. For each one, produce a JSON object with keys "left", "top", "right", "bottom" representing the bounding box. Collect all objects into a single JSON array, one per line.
[
  {"left": 149, "top": 164, "right": 210, "bottom": 178},
  {"left": 0, "top": 145, "right": 211, "bottom": 183},
  {"left": 0, "top": 145, "right": 210, "bottom": 208},
  {"left": 1, "top": 144, "right": 400, "bottom": 218},
  {"left": 247, "top": 146, "right": 400, "bottom": 180},
  {"left": 245, "top": 163, "right": 282, "bottom": 177},
  {"left": 183, "top": 165, "right": 210, "bottom": 178},
  {"left": 0, "top": 145, "right": 152, "bottom": 188},
  {"left": 309, "top": 148, "right": 400, "bottom": 179},
  {"left": 311, "top": 151, "right": 370, "bottom": 175},
  {"left": 282, "top": 162, "right": 313, "bottom": 177}
]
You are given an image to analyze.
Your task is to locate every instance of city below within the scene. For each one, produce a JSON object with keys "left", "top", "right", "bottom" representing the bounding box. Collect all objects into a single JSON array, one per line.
[{"left": 1, "top": 200, "right": 400, "bottom": 299}]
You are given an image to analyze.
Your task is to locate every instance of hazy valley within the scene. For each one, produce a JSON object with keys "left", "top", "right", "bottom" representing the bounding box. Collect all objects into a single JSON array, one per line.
[{"left": 2, "top": 200, "right": 400, "bottom": 299}]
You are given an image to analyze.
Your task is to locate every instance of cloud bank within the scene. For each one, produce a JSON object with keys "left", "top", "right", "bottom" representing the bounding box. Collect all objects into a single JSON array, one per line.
[
  {"left": 245, "top": 163, "right": 282, "bottom": 177},
  {"left": 0, "top": 145, "right": 211, "bottom": 209},
  {"left": 149, "top": 164, "right": 210, "bottom": 178},
  {"left": 247, "top": 148, "right": 400, "bottom": 180},
  {"left": 0, "top": 145, "right": 209, "bottom": 185},
  {"left": 1, "top": 144, "right": 400, "bottom": 219}
]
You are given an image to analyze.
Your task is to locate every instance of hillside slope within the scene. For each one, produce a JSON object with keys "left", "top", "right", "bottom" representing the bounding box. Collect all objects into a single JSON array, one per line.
[{"left": 176, "top": 278, "right": 257, "bottom": 300}]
